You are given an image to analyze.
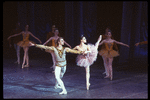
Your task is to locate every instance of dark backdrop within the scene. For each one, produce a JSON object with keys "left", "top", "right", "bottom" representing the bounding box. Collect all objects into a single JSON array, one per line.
[{"left": 3, "top": 1, "right": 148, "bottom": 69}]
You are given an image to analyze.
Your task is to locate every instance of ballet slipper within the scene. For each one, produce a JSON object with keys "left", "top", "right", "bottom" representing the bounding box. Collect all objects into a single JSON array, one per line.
[
  {"left": 86, "top": 83, "right": 90, "bottom": 90},
  {"left": 54, "top": 85, "right": 62, "bottom": 89},
  {"left": 24, "top": 64, "right": 29, "bottom": 67},
  {"left": 104, "top": 75, "right": 110, "bottom": 78},
  {"left": 22, "top": 65, "right": 24, "bottom": 69},
  {"left": 14, "top": 61, "right": 20, "bottom": 64},
  {"left": 59, "top": 90, "right": 67, "bottom": 95}
]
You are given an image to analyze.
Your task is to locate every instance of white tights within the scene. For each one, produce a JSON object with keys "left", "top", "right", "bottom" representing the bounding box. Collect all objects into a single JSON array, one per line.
[{"left": 54, "top": 66, "right": 67, "bottom": 92}]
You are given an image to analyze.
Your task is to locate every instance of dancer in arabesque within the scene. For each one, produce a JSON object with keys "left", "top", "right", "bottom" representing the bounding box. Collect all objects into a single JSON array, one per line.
[{"left": 73, "top": 35, "right": 102, "bottom": 90}]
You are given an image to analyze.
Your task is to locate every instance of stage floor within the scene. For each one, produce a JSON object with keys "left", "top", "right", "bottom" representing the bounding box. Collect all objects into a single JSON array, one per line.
[{"left": 3, "top": 58, "right": 148, "bottom": 99}]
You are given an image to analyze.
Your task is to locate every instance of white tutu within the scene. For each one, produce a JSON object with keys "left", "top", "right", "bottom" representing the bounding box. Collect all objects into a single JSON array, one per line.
[{"left": 76, "top": 44, "right": 98, "bottom": 67}]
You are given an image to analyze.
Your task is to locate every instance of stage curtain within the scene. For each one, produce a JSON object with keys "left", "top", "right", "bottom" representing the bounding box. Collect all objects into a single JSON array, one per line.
[
  {"left": 119, "top": 1, "right": 148, "bottom": 63},
  {"left": 65, "top": 1, "right": 97, "bottom": 46},
  {"left": 17, "top": 1, "right": 52, "bottom": 43}
]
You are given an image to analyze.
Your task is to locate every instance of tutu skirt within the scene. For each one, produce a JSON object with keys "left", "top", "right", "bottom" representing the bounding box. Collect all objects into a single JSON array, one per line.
[
  {"left": 76, "top": 44, "right": 98, "bottom": 67},
  {"left": 17, "top": 40, "right": 35, "bottom": 47},
  {"left": 99, "top": 49, "right": 119, "bottom": 58}
]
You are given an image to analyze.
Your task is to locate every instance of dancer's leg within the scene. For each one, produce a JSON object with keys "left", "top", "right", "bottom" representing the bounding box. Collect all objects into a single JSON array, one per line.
[
  {"left": 22, "top": 47, "right": 27, "bottom": 68},
  {"left": 54, "top": 66, "right": 67, "bottom": 94},
  {"left": 108, "top": 57, "right": 113, "bottom": 80},
  {"left": 16, "top": 45, "right": 20, "bottom": 64},
  {"left": 85, "top": 66, "right": 90, "bottom": 90},
  {"left": 25, "top": 47, "right": 29, "bottom": 67},
  {"left": 14, "top": 44, "right": 19, "bottom": 64},
  {"left": 54, "top": 66, "right": 66, "bottom": 89},
  {"left": 103, "top": 56, "right": 109, "bottom": 78}
]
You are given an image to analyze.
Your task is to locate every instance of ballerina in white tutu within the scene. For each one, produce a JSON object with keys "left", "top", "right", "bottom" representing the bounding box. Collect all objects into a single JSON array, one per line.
[{"left": 73, "top": 35, "right": 102, "bottom": 90}]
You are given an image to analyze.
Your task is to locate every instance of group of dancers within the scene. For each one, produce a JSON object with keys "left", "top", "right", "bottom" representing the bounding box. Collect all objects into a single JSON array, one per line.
[{"left": 8, "top": 22, "right": 147, "bottom": 95}]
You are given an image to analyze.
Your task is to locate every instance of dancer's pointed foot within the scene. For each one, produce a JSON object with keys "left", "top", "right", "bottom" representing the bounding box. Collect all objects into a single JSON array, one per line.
[
  {"left": 24, "top": 64, "right": 29, "bottom": 67},
  {"left": 22, "top": 65, "right": 24, "bottom": 69},
  {"left": 102, "top": 72, "right": 106, "bottom": 74},
  {"left": 59, "top": 90, "right": 67, "bottom": 95},
  {"left": 86, "top": 83, "right": 90, "bottom": 90},
  {"left": 104, "top": 75, "right": 110, "bottom": 78},
  {"left": 14, "top": 61, "right": 20, "bottom": 64},
  {"left": 54, "top": 85, "right": 62, "bottom": 89},
  {"left": 110, "top": 75, "right": 113, "bottom": 81}
]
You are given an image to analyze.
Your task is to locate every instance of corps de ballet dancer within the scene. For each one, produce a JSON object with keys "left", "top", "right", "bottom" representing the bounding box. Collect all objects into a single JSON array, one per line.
[
  {"left": 73, "top": 35, "right": 102, "bottom": 90},
  {"left": 98, "top": 29, "right": 129, "bottom": 80},
  {"left": 29, "top": 37, "right": 83, "bottom": 95},
  {"left": 7, "top": 25, "right": 42, "bottom": 68}
]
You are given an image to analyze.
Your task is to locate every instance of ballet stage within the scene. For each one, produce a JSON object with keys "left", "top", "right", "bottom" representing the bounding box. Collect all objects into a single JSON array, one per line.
[{"left": 3, "top": 58, "right": 148, "bottom": 99}]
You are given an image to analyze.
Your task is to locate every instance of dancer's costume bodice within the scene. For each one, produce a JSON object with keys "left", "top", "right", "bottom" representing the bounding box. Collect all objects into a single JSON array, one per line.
[
  {"left": 104, "top": 42, "right": 114, "bottom": 51},
  {"left": 22, "top": 32, "right": 30, "bottom": 41}
]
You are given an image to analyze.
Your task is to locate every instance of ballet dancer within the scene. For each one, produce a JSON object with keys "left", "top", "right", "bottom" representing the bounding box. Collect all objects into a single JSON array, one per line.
[
  {"left": 98, "top": 29, "right": 129, "bottom": 80},
  {"left": 100, "top": 28, "right": 119, "bottom": 77},
  {"left": 29, "top": 37, "right": 82, "bottom": 95},
  {"left": 8, "top": 22, "right": 22, "bottom": 64},
  {"left": 46, "top": 25, "right": 56, "bottom": 46},
  {"left": 43, "top": 28, "right": 71, "bottom": 71},
  {"left": 73, "top": 35, "right": 102, "bottom": 90},
  {"left": 7, "top": 25, "right": 42, "bottom": 68}
]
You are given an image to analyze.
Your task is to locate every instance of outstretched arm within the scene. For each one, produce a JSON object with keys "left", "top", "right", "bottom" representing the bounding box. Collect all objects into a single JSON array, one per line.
[
  {"left": 43, "top": 37, "right": 53, "bottom": 45},
  {"left": 114, "top": 40, "right": 129, "bottom": 47},
  {"left": 29, "top": 32, "right": 42, "bottom": 44},
  {"left": 64, "top": 41, "right": 72, "bottom": 48},
  {"left": 7, "top": 31, "right": 22, "bottom": 40},
  {"left": 135, "top": 41, "right": 148, "bottom": 46},
  {"left": 65, "top": 47, "right": 83, "bottom": 54},
  {"left": 29, "top": 42, "right": 54, "bottom": 51}
]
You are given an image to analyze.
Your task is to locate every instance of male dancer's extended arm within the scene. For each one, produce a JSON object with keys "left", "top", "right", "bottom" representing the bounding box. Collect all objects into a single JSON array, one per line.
[
  {"left": 65, "top": 47, "right": 83, "bottom": 54},
  {"left": 35, "top": 44, "right": 54, "bottom": 51}
]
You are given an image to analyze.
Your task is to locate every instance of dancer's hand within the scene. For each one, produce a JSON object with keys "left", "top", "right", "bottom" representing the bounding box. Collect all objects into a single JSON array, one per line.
[
  {"left": 7, "top": 36, "right": 11, "bottom": 40},
  {"left": 126, "top": 45, "right": 130, "bottom": 48},
  {"left": 83, "top": 51, "right": 88, "bottom": 55},
  {"left": 29, "top": 42, "right": 35, "bottom": 46},
  {"left": 135, "top": 43, "right": 139, "bottom": 47},
  {"left": 39, "top": 41, "right": 42, "bottom": 44}
]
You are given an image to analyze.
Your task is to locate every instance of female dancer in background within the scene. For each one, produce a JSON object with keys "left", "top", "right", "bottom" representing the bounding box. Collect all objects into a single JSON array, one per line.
[
  {"left": 43, "top": 28, "right": 71, "bottom": 71},
  {"left": 73, "top": 35, "right": 102, "bottom": 90},
  {"left": 98, "top": 29, "right": 129, "bottom": 80},
  {"left": 100, "top": 28, "right": 119, "bottom": 77},
  {"left": 7, "top": 25, "right": 42, "bottom": 68}
]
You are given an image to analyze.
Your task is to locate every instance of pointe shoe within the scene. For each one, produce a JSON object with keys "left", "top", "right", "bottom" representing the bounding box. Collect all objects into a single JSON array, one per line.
[
  {"left": 102, "top": 72, "right": 106, "bottom": 74},
  {"left": 14, "top": 61, "right": 20, "bottom": 64},
  {"left": 54, "top": 85, "right": 62, "bottom": 89},
  {"left": 86, "top": 83, "right": 90, "bottom": 90},
  {"left": 22, "top": 65, "right": 24, "bottom": 69},
  {"left": 24, "top": 65, "right": 29, "bottom": 67},
  {"left": 104, "top": 75, "right": 109, "bottom": 78},
  {"left": 59, "top": 90, "right": 67, "bottom": 95},
  {"left": 110, "top": 76, "right": 113, "bottom": 81}
]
